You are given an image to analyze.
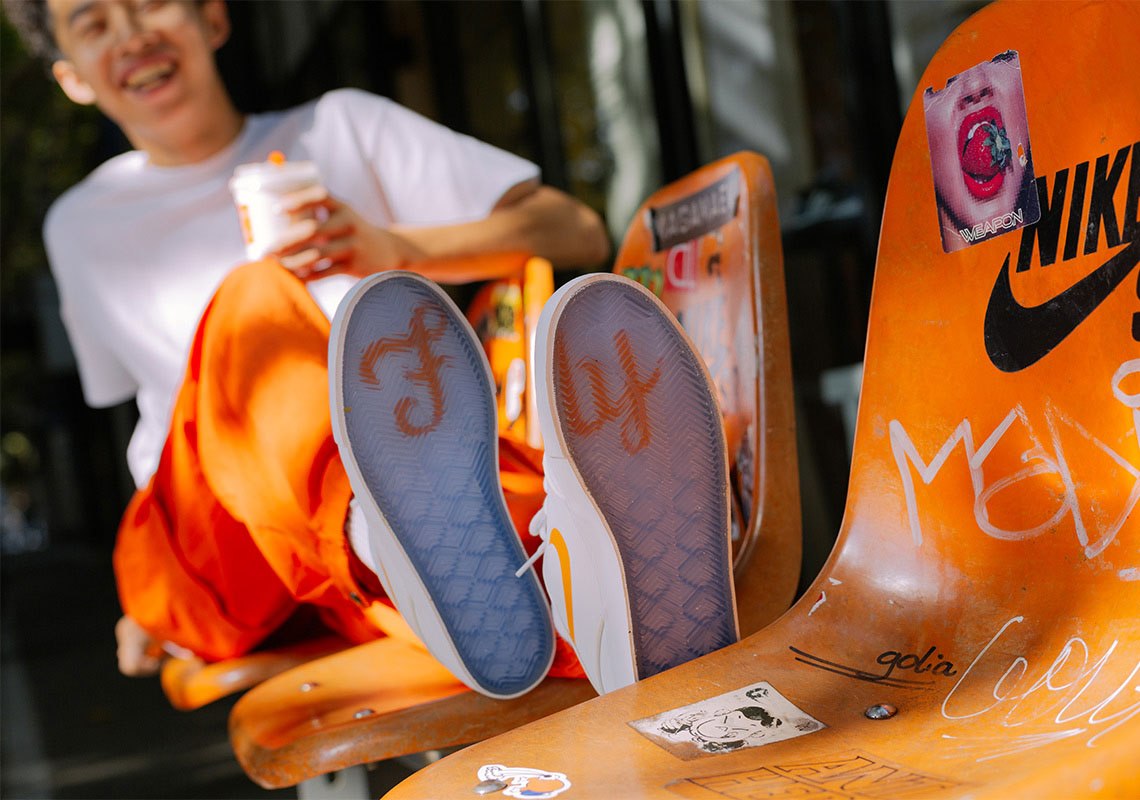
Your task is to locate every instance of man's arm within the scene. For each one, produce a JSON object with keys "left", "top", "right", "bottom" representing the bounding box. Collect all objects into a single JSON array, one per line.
[
  {"left": 398, "top": 182, "right": 610, "bottom": 269},
  {"left": 271, "top": 180, "right": 610, "bottom": 280}
]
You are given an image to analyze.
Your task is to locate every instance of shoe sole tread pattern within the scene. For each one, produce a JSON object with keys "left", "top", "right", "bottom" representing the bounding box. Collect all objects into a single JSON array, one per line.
[
  {"left": 552, "top": 280, "right": 737, "bottom": 680},
  {"left": 337, "top": 274, "right": 553, "bottom": 697}
]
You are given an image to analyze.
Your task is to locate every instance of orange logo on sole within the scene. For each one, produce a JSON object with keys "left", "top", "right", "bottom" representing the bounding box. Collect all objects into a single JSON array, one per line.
[
  {"left": 557, "top": 330, "right": 662, "bottom": 453},
  {"left": 358, "top": 303, "right": 450, "bottom": 436}
]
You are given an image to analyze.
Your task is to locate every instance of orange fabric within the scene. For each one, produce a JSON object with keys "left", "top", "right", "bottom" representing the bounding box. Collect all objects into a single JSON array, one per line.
[{"left": 114, "top": 259, "right": 584, "bottom": 679}]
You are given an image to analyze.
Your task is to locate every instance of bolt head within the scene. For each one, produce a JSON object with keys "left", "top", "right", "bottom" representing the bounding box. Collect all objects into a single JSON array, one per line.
[
  {"left": 865, "top": 703, "right": 898, "bottom": 720},
  {"left": 473, "top": 778, "right": 507, "bottom": 794}
]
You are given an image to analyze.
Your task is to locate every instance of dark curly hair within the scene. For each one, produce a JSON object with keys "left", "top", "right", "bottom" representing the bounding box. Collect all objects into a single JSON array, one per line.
[{"left": 2, "top": 0, "right": 61, "bottom": 63}]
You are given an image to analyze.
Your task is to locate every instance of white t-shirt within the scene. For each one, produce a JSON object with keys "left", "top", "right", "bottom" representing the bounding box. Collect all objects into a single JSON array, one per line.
[{"left": 44, "top": 88, "right": 539, "bottom": 488}]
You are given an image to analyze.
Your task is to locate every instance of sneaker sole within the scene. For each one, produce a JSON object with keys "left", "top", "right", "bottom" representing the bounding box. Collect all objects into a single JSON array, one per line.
[
  {"left": 546, "top": 274, "right": 738, "bottom": 681},
  {"left": 330, "top": 272, "right": 554, "bottom": 698}
]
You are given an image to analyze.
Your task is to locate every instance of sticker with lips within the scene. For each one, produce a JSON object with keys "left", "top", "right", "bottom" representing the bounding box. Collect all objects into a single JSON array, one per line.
[
  {"left": 923, "top": 50, "right": 1041, "bottom": 253},
  {"left": 959, "top": 113, "right": 1012, "bottom": 200}
]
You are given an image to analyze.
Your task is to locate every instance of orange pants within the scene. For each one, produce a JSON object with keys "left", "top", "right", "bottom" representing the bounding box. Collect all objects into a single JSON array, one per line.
[{"left": 114, "top": 260, "right": 582, "bottom": 677}]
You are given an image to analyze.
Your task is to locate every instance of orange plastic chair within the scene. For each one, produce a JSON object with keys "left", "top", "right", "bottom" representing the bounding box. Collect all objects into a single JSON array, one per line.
[
  {"left": 383, "top": 2, "right": 1140, "bottom": 797},
  {"left": 227, "top": 156, "right": 801, "bottom": 791},
  {"left": 160, "top": 635, "right": 347, "bottom": 712},
  {"left": 465, "top": 257, "right": 556, "bottom": 451}
]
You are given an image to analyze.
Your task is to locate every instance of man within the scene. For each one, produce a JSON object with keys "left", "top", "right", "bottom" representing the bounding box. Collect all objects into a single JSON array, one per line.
[{"left": 6, "top": 0, "right": 609, "bottom": 684}]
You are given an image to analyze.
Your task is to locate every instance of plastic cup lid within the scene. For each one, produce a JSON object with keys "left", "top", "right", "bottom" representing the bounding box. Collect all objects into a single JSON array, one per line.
[{"left": 230, "top": 156, "right": 321, "bottom": 192}]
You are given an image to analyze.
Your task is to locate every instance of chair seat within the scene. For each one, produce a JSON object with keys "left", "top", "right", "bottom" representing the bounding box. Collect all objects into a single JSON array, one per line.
[
  {"left": 380, "top": 609, "right": 1140, "bottom": 798},
  {"left": 229, "top": 636, "right": 595, "bottom": 788},
  {"left": 161, "top": 635, "right": 348, "bottom": 712}
]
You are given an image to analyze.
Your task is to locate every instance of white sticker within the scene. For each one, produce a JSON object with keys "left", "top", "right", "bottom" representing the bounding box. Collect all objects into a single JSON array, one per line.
[
  {"left": 476, "top": 764, "right": 571, "bottom": 798},
  {"left": 629, "top": 681, "right": 825, "bottom": 760}
]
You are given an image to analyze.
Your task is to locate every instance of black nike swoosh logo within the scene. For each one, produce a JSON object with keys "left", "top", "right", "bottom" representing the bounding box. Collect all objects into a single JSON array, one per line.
[{"left": 984, "top": 237, "right": 1140, "bottom": 372}]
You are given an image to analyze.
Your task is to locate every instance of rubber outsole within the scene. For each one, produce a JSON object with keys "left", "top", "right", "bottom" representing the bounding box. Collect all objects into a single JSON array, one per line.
[
  {"left": 550, "top": 278, "right": 737, "bottom": 680},
  {"left": 334, "top": 273, "right": 553, "bottom": 697}
]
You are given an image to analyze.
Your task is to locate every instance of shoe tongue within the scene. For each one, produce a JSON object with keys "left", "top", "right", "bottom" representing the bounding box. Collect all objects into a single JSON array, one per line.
[{"left": 528, "top": 507, "right": 547, "bottom": 537}]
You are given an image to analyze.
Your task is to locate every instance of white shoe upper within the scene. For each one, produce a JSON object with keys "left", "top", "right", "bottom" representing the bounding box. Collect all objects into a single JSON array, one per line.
[{"left": 529, "top": 274, "right": 642, "bottom": 695}]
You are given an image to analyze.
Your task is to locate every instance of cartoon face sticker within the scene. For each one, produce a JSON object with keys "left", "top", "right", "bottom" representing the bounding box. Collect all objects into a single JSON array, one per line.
[
  {"left": 477, "top": 764, "right": 572, "bottom": 799},
  {"left": 923, "top": 50, "right": 1041, "bottom": 252},
  {"left": 629, "top": 681, "right": 825, "bottom": 760},
  {"left": 660, "top": 705, "right": 788, "bottom": 753}
]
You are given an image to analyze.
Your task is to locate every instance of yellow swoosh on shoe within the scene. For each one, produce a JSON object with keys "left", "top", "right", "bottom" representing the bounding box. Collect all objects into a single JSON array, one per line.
[{"left": 549, "top": 527, "right": 574, "bottom": 641}]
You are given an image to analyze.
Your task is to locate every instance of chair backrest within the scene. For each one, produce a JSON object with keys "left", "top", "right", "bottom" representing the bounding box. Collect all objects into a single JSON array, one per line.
[
  {"left": 820, "top": 0, "right": 1139, "bottom": 737},
  {"left": 613, "top": 152, "right": 800, "bottom": 635},
  {"left": 466, "top": 257, "right": 554, "bottom": 450}
]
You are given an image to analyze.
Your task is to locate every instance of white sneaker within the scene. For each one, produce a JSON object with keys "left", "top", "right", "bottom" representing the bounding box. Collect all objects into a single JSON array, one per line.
[
  {"left": 530, "top": 273, "right": 739, "bottom": 695},
  {"left": 330, "top": 271, "right": 555, "bottom": 699}
]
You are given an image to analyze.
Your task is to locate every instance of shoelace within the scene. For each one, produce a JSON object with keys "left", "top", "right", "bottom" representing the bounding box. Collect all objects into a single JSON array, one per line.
[{"left": 514, "top": 482, "right": 552, "bottom": 578}]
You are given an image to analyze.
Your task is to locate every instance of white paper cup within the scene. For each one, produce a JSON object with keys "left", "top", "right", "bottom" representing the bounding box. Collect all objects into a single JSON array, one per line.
[{"left": 229, "top": 157, "right": 323, "bottom": 260}]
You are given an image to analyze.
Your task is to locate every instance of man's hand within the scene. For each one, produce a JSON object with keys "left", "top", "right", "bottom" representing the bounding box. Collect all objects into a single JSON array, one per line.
[
  {"left": 268, "top": 180, "right": 609, "bottom": 281},
  {"left": 115, "top": 615, "right": 163, "bottom": 677},
  {"left": 269, "top": 186, "right": 426, "bottom": 280}
]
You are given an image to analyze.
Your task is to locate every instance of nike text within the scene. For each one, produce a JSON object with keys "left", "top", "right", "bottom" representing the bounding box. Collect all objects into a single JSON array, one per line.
[
  {"left": 984, "top": 140, "right": 1140, "bottom": 371},
  {"left": 1016, "top": 141, "right": 1140, "bottom": 272}
]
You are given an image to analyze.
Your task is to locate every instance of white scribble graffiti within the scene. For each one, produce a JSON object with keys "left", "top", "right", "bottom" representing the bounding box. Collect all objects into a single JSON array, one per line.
[
  {"left": 941, "top": 616, "right": 1140, "bottom": 760},
  {"left": 890, "top": 359, "right": 1140, "bottom": 557},
  {"left": 940, "top": 729, "right": 1087, "bottom": 763}
]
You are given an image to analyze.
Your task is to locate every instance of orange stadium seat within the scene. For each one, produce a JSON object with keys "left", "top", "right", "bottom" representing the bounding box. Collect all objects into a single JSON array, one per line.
[{"left": 384, "top": 2, "right": 1140, "bottom": 797}]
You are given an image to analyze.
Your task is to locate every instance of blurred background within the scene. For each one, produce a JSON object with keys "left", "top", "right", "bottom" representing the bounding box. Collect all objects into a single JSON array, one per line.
[{"left": 1, "top": 0, "right": 982, "bottom": 796}]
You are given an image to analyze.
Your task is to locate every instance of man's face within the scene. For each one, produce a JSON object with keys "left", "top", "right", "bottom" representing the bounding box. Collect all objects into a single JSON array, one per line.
[
  {"left": 925, "top": 56, "right": 1032, "bottom": 230},
  {"left": 48, "top": 0, "right": 228, "bottom": 133}
]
